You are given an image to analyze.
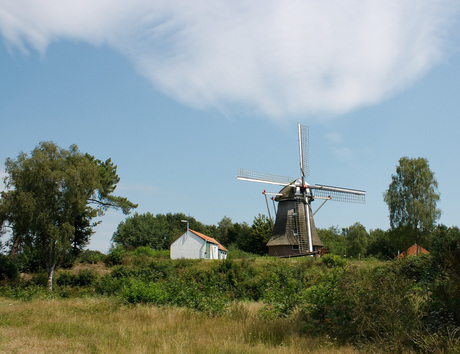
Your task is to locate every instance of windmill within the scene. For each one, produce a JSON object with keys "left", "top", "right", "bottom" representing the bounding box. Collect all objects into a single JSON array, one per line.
[{"left": 238, "top": 124, "right": 365, "bottom": 257}]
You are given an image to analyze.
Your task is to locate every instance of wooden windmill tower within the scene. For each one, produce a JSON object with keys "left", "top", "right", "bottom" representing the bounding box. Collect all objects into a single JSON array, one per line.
[{"left": 238, "top": 124, "right": 365, "bottom": 257}]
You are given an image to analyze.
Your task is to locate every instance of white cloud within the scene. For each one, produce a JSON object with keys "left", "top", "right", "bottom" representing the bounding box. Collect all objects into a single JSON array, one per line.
[{"left": 0, "top": 0, "right": 458, "bottom": 119}]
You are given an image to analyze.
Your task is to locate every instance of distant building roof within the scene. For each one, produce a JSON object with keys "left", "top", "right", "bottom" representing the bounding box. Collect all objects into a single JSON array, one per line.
[
  {"left": 397, "top": 244, "right": 429, "bottom": 258},
  {"left": 188, "top": 229, "right": 228, "bottom": 252}
]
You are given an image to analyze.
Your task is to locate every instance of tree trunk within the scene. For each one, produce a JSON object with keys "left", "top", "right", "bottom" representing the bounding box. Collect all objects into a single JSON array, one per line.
[
  {"left": 47, "top": 264, "right": 55, "bottom": 291},
  {"left": 8, "top": 234, "right": 21, "bottom": 259}
]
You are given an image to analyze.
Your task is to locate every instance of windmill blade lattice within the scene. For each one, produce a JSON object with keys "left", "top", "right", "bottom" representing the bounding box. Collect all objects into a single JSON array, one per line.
[
  {"left": 298, "top": 124, "right": 309, "bottom": 177},
  {"left": 312, "top": 186, "right": 366, "bottom": 203},
  {"left": 237, "top": 168, "right": 293, "bottom": 186}
]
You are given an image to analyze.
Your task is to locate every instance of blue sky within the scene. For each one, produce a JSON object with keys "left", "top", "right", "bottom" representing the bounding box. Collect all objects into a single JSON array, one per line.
[{"left": 1, "top": 1, "right": 459, "bottom": 252}]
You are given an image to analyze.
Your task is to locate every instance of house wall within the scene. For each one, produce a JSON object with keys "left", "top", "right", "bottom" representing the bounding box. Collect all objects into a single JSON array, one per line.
[
  {"left": 170, "top": 232, "right": 206, "bottom": 259},
  {"left": 211, "top": 244, "right": 218, "bottom": 259}
]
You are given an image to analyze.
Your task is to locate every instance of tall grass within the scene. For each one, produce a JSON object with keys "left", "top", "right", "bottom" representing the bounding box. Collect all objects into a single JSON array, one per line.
[{"left": 0, "top": 297, "right": 356, "bottom": 353}]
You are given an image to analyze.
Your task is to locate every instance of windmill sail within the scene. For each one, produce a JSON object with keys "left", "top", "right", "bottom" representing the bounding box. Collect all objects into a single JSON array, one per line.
[
  {"left": 312, "top": 184, "right": 366, "bottom": 203},
  {"left": 298, "top": 124, "right": 309, "bottom": 178},
  {"left": 237, "top": 168, "right": 293, "bottom": 186}
]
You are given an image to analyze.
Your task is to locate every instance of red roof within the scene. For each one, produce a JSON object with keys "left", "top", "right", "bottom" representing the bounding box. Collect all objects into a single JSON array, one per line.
[
  {"left": 188, "top": 229, "right": 228, "bottom": 252},
  {"left": 397, "top": 244, "right": 429, "bottom": 258}
]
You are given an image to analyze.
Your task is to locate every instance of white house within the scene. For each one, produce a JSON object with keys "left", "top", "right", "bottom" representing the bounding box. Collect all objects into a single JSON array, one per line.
[{"left": 170, "top": 229, "right": 228, "bottom": 260}]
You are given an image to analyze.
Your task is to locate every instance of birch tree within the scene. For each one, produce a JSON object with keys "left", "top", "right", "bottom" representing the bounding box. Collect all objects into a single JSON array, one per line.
[{"left": 0, "top": 142, "right": 136, "bottom": 290}]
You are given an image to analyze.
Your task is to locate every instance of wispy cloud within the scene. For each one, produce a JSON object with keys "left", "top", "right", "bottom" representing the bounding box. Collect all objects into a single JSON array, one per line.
[
  {"left": 0, "top": 0, "right": 458, "bottom": 119},
  {"left": 324, "top": 132, "right": 343, "bottom": 144}
]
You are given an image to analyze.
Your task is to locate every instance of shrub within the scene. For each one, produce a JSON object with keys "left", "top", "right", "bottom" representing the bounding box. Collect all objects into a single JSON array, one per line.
[
  {"left": 133, "top": 247, "right": 169, "bottom": 259},
  {"left": 96, "top": 274, "right": 125, "bottom": 296},
  {"left": 77, "top": 250, "right": 107, "bottom": 264},
  {"left": 57, "top": 269, "right": 98, "bottom": 287},
  {"left": 0, "top": 255, "right": 19, "bottom": 282},
  {"left": 319, "top": 254, "right": 348, "bottom": 268},
  {"left": 105, "top": 245, "right": 126, "bottom": 266},
  {"left": 226, "top": 244, "right": 258, "bottom": 260}
]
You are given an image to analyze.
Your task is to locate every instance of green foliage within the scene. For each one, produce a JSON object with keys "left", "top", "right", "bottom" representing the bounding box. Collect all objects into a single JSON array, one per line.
[
  {"left": 367, "top": 228, "right": 396, "bottom": 259},
  {"left": 112, "top": 212, "right": 212, "bottom": 250},
  {"left": 0, "top": 283, "right": 55, "bottom": 301},
  {"left": 259, "top": 261, "right": 305, "bottom": 318},
  {"left": 317, "top": 226, "right": 347, "bottom": 256},
  {"left": 76, "top": 249, "right": 107, "bottom": 264},
  {"left": 384, "top": 157, "right": 441, "bottom": 250},
  {"left": 319, "top": 254, "right": 348, "bottom": 268},
  {"left": 2, "top": 247, "right": 459, "bottom": 352},
  {"left": 430, "top": 225, "right": 460, "bottom": 324},
  {"left": 343, "top": 222, "right": 369, "bottom": 258},
  {"left": 132, "top": 247, "right": 169, "bottom": 259},
  {"left": 235, "top": 214, "right": 271, "bottom": 255},
  {"left": 0, "top": 255, "right": 19, "bottom": 282},
  {"left": 105, "top": 245, "right": 126, "bottom": 266},
  {"left": 226, "top": 244, "right": 258, "bottom": 260},
  {"left": 0, "top": 142, "right": 136, "bottom": 289},
  {"left": 57, "top": 269, "right": 98, "bottom": 287}
]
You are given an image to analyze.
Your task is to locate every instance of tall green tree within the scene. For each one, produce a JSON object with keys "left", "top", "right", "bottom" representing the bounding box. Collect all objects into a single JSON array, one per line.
[
  {"left": 0, "top": 142, "right": 136, "bottom": 289},
  {"left": 367, "top": 228, "right": 395, "bottom": 259},
  {"left": 343, "top": 222, "right": 369, "bottom": 258},
  {"left": 383, "top": 157, "right": 440, "bottom": 251},
  {"left": 112, "top": 212, "right": 212, "bottom": 250},
  {"left": 216, "top": 216, "right": 234, "bottom": 245},
  {"left": 317, "top": 226, "right": 347, "bottom": 256},
  {"left": 236, "top": 214, "right": 271, "bottom": 255}
]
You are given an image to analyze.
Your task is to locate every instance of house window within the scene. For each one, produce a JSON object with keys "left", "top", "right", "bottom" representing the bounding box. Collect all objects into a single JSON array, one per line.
[{"left": 292, "top": 245, "right": 299, "bottom": 251}]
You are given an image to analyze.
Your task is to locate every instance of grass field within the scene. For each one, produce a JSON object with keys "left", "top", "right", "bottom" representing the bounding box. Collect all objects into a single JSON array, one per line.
[{"left": 0, "top": 297, "right": 359, "bottom": 353}]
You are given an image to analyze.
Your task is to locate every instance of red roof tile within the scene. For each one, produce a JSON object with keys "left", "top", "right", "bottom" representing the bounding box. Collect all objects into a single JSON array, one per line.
[
  {"left": 189, "top": 229, "right": 228, "bottom": 252},
  {"left": 397, "top": 244, "right": 429, "bottom": 258}
]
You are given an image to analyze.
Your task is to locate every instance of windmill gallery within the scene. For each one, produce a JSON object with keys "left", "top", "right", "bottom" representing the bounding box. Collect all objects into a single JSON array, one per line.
[{"left": 238, "top": 124, "right": 366, "bottom": 257}]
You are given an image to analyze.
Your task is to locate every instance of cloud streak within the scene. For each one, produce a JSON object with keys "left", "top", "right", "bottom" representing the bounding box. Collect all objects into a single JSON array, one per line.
[{"left": 0, "top": 0, "right": 458, "bottom": 119}]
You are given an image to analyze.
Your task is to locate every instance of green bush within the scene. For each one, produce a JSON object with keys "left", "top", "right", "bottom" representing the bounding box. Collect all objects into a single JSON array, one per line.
[
  {"left": 319, "top": 254, "right": 348, "bottom": 268},
  {"left": 105, "top": 245, "right": 126, "bottom": 266},
  {"left": 77, "top": 250, "right": 107, "bottom": 264},
  {"left": 57, "top": 269, "right": 98, "bottom": 287},
  {"left": 133, "top": 247, "right": 169, "bottom": 259},
  {"left": 96, "top": 274, "right": 125, "bottom": 296},
  {"left": 0, "top": 255, "right": 19, "bottom": 282},
  {"left": 0, "top": 283, "right": 55, "bottom": 301},
  {"left": 226, "top": 245, "right": 258, "bottom": 260}
]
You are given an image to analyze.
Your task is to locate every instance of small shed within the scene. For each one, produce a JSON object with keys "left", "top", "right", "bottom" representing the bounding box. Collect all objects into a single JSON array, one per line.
[
  {"left": 397, "top": 243, "right": 429, "bottom": 258},
  {"left": 170, "top": 229, "right": 228, "bottom": 260}
]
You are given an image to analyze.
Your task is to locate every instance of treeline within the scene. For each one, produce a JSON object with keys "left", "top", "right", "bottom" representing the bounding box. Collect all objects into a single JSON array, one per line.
[
  {"left": 110, "top": 212, "right": 458, "bottom": 261},
  {"left": 112, "top": 212, "right": 272, "bottom": 256},
  {"left": 319, "top": 223, "right": 460, "bottom": 259}
]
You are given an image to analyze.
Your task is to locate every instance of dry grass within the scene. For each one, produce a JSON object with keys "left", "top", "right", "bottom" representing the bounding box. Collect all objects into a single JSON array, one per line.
[{"left": 0, "top": 297, "right": 359, "bottom": 353}]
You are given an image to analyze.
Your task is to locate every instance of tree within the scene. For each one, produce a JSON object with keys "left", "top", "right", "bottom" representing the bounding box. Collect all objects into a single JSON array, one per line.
[
  {"left": 216, "top": 216, "right": 234, "bottom": 245},
  {"left": 112, "top": 212, "right": 169, "bottom": 250},
  {"left": 236, "top": 214, "right": 271, "bottom": 255},
  {"left": 384, "top": 157, "right": 440, "bottom": 251},
  {"left": 0, "top": 142, "right": 136, "bottom": 290},
  {"left": 343, "top": 222, "right": 369, "bottom": 258},
  {"left": 367, "top": 228, "right": 396, "bottom": 259},
  {"left": 112, "top": 212, "right": 213, "bottom": 250},
  {"left": 317, "top": 226, "right": 347, "bottom": 256}
]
